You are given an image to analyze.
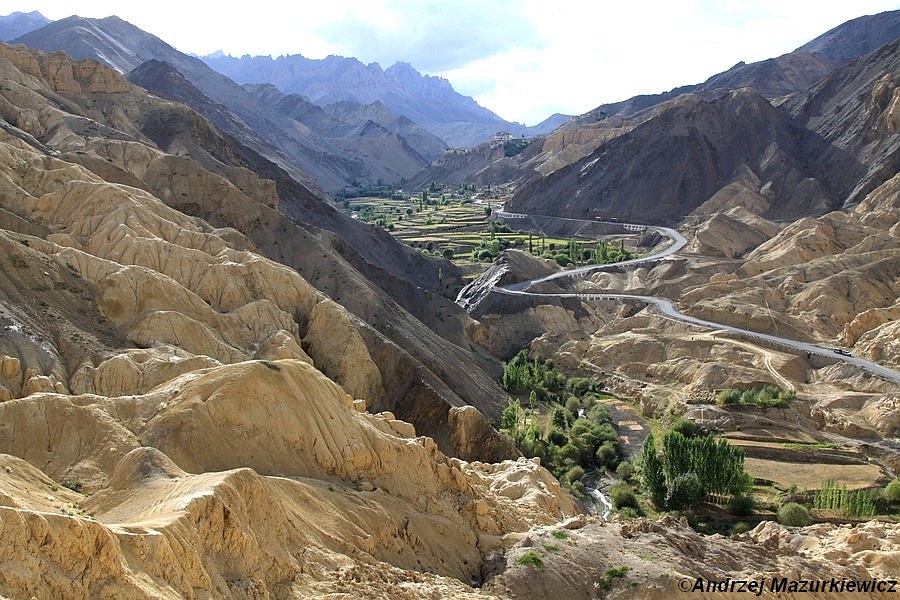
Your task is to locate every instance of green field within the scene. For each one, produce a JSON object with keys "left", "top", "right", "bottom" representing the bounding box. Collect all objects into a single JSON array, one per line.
[{"left": 343, "top": 194, "right": 635, "bottom": 275}]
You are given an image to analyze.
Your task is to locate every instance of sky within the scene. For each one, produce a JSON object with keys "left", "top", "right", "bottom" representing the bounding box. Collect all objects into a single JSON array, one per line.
[{"left": 4, "top": 1, "right": 899, "bottom": 125}]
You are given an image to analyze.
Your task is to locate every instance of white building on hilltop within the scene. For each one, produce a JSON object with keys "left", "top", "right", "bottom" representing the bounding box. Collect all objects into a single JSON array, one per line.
[{"left": 489, "top": 131, "right": 513, "bottom": 145}]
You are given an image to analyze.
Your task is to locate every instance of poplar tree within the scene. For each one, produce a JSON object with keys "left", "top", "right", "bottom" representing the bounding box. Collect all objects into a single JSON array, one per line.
[{"left": 639, "top": 434, "right": 665, "bottom": 507}]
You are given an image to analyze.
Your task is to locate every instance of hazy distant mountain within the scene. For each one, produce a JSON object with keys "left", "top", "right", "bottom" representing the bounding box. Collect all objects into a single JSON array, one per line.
[
  {"left": 13, "top": 15, "right": 438, "bottom": 191},
  {"left": 523, "top": 113, "right": 573, "bottom": 137},
  {"left": 242, "top": 83, "right": 447, "bottom": 184},
  {"left": 202, "top": 53, "right": 525, "bottom": 147},
  {"left": 0, "top": 10, "right": 50, "bottom": 40}
]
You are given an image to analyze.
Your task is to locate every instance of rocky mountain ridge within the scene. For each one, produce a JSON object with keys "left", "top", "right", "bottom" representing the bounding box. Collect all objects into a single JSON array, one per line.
[
  {"left": 504, "top": 33, "right": 900, "bottom": 223},
  {"left": 0, "top": 10, "right": 897, "bottom": 600},
  {"left": 0, "top": 9, "right": 48, "bottom": 41},
  {"left": 12, "top": 15, "right": 441, "bottom": 191},
  {"left": 0, "top": 40, "right": 582, "bottom": 596},
  {"left": 414, "top": 10, "right": 899, "bottom": 208},
  {"left": 202, "top": 52, "right": 527, "bottom": 148}
]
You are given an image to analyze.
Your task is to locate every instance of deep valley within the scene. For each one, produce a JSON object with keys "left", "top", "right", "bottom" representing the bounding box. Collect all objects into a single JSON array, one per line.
[{"left": 0, "top": 7, "right": 898, "bottom": 599}]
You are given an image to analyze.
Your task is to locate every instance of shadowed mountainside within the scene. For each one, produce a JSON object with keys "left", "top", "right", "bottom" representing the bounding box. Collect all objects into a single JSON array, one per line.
[{"left": 505, "top": 36, "right": 899, "bottom": 223}]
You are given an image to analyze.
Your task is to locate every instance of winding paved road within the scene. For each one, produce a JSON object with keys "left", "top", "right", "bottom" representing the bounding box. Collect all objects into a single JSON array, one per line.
[{"left": 471, "top": 215, "right": 900, "bottom": 385}]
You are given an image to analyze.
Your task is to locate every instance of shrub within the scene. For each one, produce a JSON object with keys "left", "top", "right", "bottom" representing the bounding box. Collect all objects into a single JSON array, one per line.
[
  {"left": 730, "top": 522, "right": 752, "bottom": 536},
  {"left": 547, "top": 428, "right": 567, "bottom": 447},
  {"left": 564, "top": 465, "right": 586, "bottom": 485},
  {"left": 665, "top": 472, "right": 702, "bottom": 510},
  {"left": 885, "top": 479, "right": 900, "bottom": 503},
  {"left": 616, "top": 460, "right": 633, "bottom": 481},
  {"left": 60, "top": 480, "right": 83, "bottom": 493},
  {"left": 551, "top": 530, "right": 568, "bottom": 540},
  {"left": 610, "top": 482, "right": 640, "bottom": 510},
  {"left": 616, "top": 506, "right": 640, "bottom": 519},
  {"left": 669, "top": 417, "right": 699, "bottom": 438},
  {"left": 595, "top": 440, "right": 618, "bottom": 469},
  {"left": 777, "top": 502, "right": 812, "bottom": 527},
  {"left": 598, "top": 566, "right": 629, "bottom": 591},
  {"left": 728, "top": 494, "right": 755, "bottom": 516},
  {"left": 554, "top": 443, "right": 581, "bottom": 465}
]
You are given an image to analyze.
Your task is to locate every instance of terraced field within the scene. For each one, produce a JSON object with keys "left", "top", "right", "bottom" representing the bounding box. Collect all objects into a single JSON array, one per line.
[{"left": 345, "top": 195, "right": 630, "bottom": 279}]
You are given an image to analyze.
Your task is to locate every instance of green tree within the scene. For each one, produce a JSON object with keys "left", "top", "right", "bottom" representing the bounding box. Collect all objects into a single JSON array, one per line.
[
  {"left": 639, "top": 434, "right": 665, "bottom": 507},
  {"left": 500, "top": 399, "right": 520, "bottom": 432},
  {"left": 551, "top": 407, "right": 569, "bottom": 430}
]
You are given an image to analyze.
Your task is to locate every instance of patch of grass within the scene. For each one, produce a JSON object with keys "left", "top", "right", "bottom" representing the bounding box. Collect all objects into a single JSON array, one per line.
[
  {"left": 551, "top": 530, "right": 569, "bottom": 540},
  {"left": 516, "top": 550, "right": 543, "bottom": 568},
  {"left": 598, "top": 566, "right": 629, "bottom": 591},
  {"left": 543, "top": 544, "right": 561, "bottom": 552}
]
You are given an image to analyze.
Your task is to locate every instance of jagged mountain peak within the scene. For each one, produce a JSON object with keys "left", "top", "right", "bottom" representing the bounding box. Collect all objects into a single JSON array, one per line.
[
  {"left": 202, "top": 51, "right": 522, "bottom": 147},
  {"left": 0, "top": 9, "right": 50, "bottom": 41},
  {"left": 11, "top": 15, "right": 444, "bottom": 189}
]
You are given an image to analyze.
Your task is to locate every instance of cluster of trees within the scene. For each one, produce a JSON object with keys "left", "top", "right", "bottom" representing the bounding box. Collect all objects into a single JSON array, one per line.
[
  {"left": 715, "top": 386, "right": 795, "bottom": 408},
  {"left": 474, "top": 231, "right": 637, "bottom": 267},
  {"left": 776, "top": 478, "right": 900, "bottom": 526},
  {"left": 812, "top": 479, "right": 876, "bottom": 518},
  {"left": 539, "top": 239, "right": 634, "bottom": 267},
  {"left": 501, "top": 349, "right": 567, "bottom": 402},
  {"left": 503, "top": 138, "right": 530, "bottom": 157},
  {"left": 334, "top": 181, "right": 406, "bottom": 200},
  {"left": 499, "top": 350, "right": 622, "bottom": 498},
  {"left": 501, "top": 396, "right": 622, "bottom": 498},
  {"left": 639, "top": 428, "right": 750, "bottom": 511}
]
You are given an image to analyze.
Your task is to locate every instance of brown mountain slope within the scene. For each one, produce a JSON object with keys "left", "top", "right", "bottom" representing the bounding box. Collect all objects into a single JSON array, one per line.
[
  {"left": 781, "top": 38, "right": 900, "bottom": 206},
  {"left": 0, "top": 41, "right": 515, "bottom": 461},
  {"left": 0, "top": 39, "right": 587, "bottom": 598},
  {"left": 506, "top": 89, "right": 835, "bottom": 223}
]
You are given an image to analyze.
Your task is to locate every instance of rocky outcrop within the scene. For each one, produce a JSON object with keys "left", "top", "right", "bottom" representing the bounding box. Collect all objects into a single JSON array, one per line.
[
  {"left": 0, "top": 41, "right": 514, "bottom": 462},
  {"left": 681, "top": 206, "right": 900, "bottom": 362},
  {"left": 487, "top": 516, "right": 900, "bottom": 599},
  {"left": 0, "top": 358, "right": 576, "bottom": 598},
  {"left": 687, "top": 207, "right": 779, "bottom": 258}
]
